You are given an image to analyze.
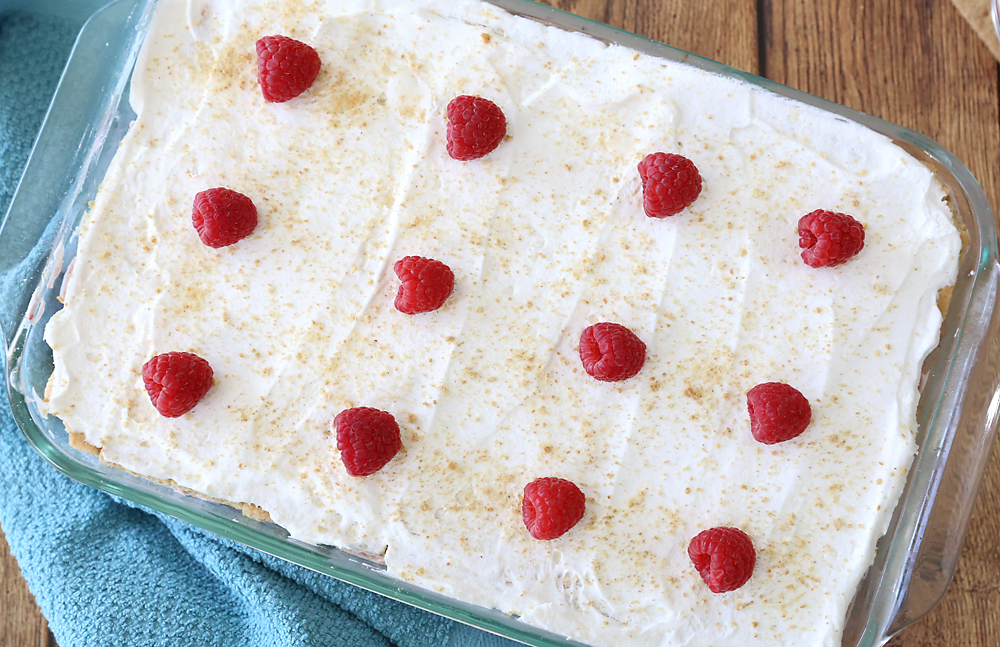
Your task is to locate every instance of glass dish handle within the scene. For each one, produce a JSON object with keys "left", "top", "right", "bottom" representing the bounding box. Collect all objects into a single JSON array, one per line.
[
  {"left": 887, "top": 260, "right": 1000, "bottom": 638},
  {"left": 0, "top": 0, "right": 150, "bottom": 349}
]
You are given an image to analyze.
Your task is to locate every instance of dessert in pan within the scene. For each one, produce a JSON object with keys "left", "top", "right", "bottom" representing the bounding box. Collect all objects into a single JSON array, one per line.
[{"left": 42, "top": 0, "right": 961, "bottom": 644}]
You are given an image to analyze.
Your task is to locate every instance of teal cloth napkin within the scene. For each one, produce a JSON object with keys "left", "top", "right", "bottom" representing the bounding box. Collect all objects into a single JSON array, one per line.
[{"left": 0, "top": 9, "right": 517, "bottom": 647}]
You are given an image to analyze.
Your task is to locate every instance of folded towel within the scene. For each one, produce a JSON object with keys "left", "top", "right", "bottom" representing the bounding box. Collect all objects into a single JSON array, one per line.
[
  {"left": 0, "top": 8, "right": 517, "bottom": 647},
  {"left": 950, "top": 0, "right": 1000, "bottom": 61}
]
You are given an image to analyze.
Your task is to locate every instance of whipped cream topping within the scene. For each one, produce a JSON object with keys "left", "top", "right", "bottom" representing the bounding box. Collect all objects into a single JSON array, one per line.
[{"left": 43, "top": 0, "right": 961, "bottom": 645}]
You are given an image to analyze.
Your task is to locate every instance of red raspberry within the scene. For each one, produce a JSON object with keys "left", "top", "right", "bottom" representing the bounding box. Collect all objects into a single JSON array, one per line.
[
  {"left": 637, "top": 152, "right": 702, "bottom": 218},
  {"left": 192, "top": 188, "right": 258, "bottom": 248},
  {"left": 142, "top": 352, "right": 214, "bottom": 418},
  {"left": 688, "top": 527, "right": 756, "bottom": 593},
  {"left": 746, "top": 382, "right": 811, "bottom": 444},
  {"left": 256, "top": 35, "right": 321, "bottom": 103},
  {"left": 579, "top": 322, "right": 646, "bottom": 382},
  {"left": 445, "top": 95, "right": 507, "bottom": 161},
  {"left": 798, "top": 209, "right": 865, "bottom": 268},
  {"left": 522, "top": 477, "right": 586, "bottom": 540},
  {"left": 334, "top": 407, "right": 402, "bottom": 477},
  {"left": 393, "top": 256, "right": 455, "bottom": 314}
]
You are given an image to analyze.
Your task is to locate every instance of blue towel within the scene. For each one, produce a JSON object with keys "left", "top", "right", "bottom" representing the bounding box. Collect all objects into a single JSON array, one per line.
[{"left": 0, "top": 9, "right": 517, "bottom": 647}]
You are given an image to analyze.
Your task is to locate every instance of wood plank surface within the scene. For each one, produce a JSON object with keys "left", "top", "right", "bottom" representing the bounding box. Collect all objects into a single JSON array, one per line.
[
  {"left": 1, "top": 0, "right": 998, "bottom": 645},
  {"left": 0, "top": 524, "right": 54, "bottom": 647},
  {"left": 950, "top": 0, "right": 1000, "bottom": 60},
  {"left": 551, "top": 0, "right": 760, "bottom": 72}
]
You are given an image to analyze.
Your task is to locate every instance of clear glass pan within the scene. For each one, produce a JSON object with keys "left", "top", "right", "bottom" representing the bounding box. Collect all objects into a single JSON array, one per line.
[{"left": 2, "top": 1, "right": 999, "bottom": 645}]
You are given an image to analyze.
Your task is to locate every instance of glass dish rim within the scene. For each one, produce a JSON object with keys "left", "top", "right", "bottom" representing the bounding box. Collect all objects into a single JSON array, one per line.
[{"left": 2, "top": 1, "right": 998, "bottom": 646}]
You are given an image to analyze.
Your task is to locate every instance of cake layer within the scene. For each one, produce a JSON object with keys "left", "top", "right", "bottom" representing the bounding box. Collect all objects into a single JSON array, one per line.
[{"left": 43, "top": 0, "right": 961, "bottom": 645}]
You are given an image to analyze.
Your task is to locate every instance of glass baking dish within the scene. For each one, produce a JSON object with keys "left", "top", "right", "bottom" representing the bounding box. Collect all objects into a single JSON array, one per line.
[{"left": 2, "top": 0, "right": 999, "bottom": 645}]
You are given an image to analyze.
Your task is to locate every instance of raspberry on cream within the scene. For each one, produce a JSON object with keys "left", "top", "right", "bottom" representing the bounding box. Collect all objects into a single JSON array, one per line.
[
  {"left": 798, "top": 209, "right": 867, "bottom": 268},
  {"left": 746, "top": 381, "right": 812, "bottom": 444},
  {"left": 522, "top": 477, "right": 587, "bottom": 540},
  {"left": 579, "top": 322, "right": 647, "bottom": 382},
  {"left": 142, "top": 352, "right": 214, "bottom": 418},
  {"left": 256, "top": 34, "right": 321, "bottom": 103},
  {"left": 638, "top": 152, "right": 703, "bottom": 218},
  {"left": 688, "top": 526, "right": 757, "bottom": 593},
  {"left": 393, "top": 255, "right": 455, "bottom": 314},
  {"left": 335, "top": 407, "right": 403, "bottom": 477},
  {"left": 191, "top": 187, "right": 258, "bottom": 248},
  {"left": 42, "top": 0, "right": 961, "bottom": 646},
  {"left": 445, "top": 95, "right": 508, "bottom": 161}
]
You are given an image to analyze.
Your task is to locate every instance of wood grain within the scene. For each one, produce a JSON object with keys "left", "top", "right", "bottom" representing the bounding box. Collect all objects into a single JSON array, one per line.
[
  {"left": 762, "top": 0, "right": 1000, "bottom": 211},
  {"left": 949, "top": 0, "right": 1000, "bottom": 60},
  {"left": 546, "top": 0, "right": 760, "bottom": 72},
  {"left": 1, "top": 0, "right": 998, "bottom": 645},
  {"left": 0, "top": 524, "right": 54, "bottom": 647}
]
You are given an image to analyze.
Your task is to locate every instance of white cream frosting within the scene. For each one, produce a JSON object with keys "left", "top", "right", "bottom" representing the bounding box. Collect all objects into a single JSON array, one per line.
[{"left": 43, "top": 0, "right": 961, "bottom": 645}]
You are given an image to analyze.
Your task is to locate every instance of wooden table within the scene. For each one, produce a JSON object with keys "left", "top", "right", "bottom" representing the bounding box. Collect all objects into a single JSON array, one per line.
[{"left": 2, "top": 0, "right": 999, "bottom": 644}]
